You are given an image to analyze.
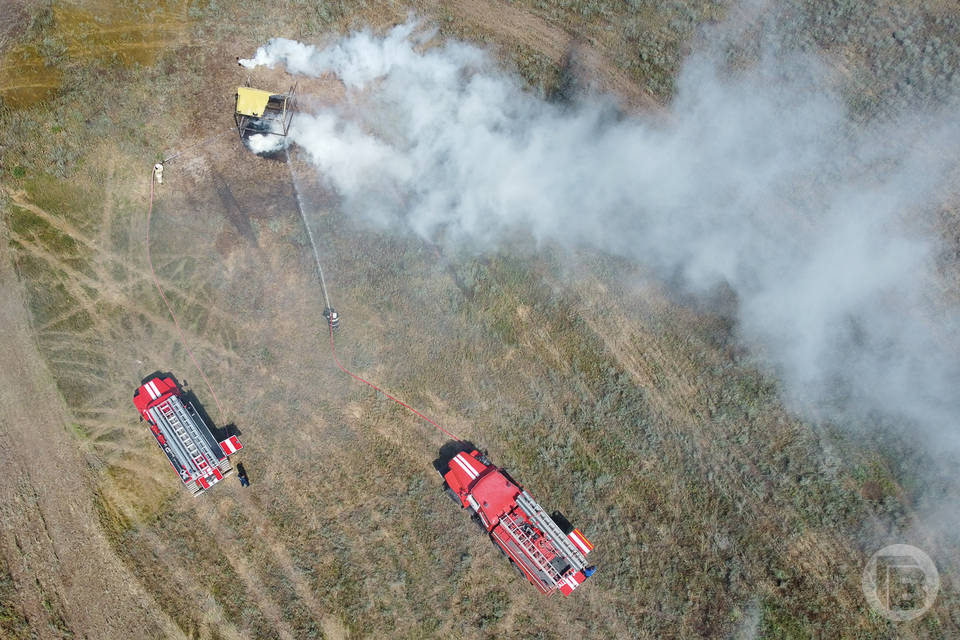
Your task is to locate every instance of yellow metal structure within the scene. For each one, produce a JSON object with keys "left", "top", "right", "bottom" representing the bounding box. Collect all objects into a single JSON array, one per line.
[
  {"left": 234, "top": 84, "right": 297, "bottom": 139},
  {"left": 235, "top": 87, "right": 275, "bottom": 117}
]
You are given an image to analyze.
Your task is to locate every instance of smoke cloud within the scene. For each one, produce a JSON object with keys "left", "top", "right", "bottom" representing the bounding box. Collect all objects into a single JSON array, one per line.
[
  {"left": 241, "top": 20, "right": 960, "bottom": 453},
  {"left": 244, "top": 132, "right": 289, "bottom": 155}
]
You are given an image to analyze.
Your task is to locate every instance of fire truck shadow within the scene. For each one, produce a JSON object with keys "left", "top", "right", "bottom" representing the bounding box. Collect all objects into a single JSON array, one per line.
[
  {"left": 432, "top": 439, "right": 478, "bottom": 476},
  {"left": 181, "top": 388, "right": 242, "bottom": 443}
]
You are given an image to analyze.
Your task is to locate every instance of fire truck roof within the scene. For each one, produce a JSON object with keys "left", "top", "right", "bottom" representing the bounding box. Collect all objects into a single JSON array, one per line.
[{"left": 471, "top": 470, "right": 521, "bottom": 523}]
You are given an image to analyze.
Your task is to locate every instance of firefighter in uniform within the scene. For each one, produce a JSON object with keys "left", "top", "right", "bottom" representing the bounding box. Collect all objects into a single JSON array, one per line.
[
  {"left": 323, "top": 307, "right": 340, "bottom": 330},
  {"left": 236, "top": 462, "right": 250, "bottom": 487}
]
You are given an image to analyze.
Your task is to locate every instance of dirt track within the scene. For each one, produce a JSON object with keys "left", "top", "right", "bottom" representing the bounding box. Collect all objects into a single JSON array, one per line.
[{"left": 0, "top": 229, "right": 184, "bottom": 639}]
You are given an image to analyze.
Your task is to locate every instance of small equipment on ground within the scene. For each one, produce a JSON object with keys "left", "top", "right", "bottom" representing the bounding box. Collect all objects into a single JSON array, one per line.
[
  {"left": 439, "top": 448, "right": 596, "bottom": 595},
  {"left": 133, "top": 375, "right": 243, "bottom": 495}
]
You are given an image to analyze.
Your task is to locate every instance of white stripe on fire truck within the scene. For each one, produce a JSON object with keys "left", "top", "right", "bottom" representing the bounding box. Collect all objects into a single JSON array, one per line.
[
  {"left": 144, "top": 381, "right": 158, "bottom": 400},
  {"left": 452, "top": 454, "right": 478, "bottom": 479},
  {"left": 148, "top": 380, "right": 162, "bottom": 399},
  {"left": 459, "top": 455, "right": 479, "bottom": 477},
  {"left": 568, "top": 531, "right": 592, "bottom": 554},
  {"left": 463, "top": 456, "right": 484, "bottom": 475}
]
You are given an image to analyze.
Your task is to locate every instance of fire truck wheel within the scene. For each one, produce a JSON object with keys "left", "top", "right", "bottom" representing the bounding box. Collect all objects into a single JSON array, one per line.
[
  {"left": 442, "top": 484, "right": 461, "bottom": 505},
  {"left": 493, "top": 542, "right": 522, "bottom": 576},
  {"left": 470, "top": 513, "right": 486, "bottom": 531}
]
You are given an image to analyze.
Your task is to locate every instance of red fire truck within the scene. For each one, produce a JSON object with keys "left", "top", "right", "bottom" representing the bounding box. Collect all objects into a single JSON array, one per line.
[
  {"left": 133, "top": 375, "right": 242, "bottom": 495},
  {"left": 441, "top": 448, "right": 596, "bottom": 596}
]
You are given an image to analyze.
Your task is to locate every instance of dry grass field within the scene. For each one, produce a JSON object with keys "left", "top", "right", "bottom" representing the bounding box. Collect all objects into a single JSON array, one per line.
[{"left": 1, "top": 1, "right": 959, "bottom": 638}]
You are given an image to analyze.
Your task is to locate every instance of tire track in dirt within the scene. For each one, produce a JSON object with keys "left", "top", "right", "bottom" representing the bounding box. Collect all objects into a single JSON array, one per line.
[
  {"left": 100, "top": 157, "right": 116, "bottom": 248},
  {"left": 7, "top": 189, "right": 240, "bottom": 327},
  {"left": 0, "top": 226, "right": 186, "bottom": 639},
  {"left": 234, "top": 499, "right": 330, "bottom": 616},
  {"left": 134, "top": 528, "right": 246, "bottom": 640},
  {"left": 193, "top": 504, "right": 299, "bottom": 640},
  {"left": 8, "top": 232, "right": 241, "bottom": 365},
  {"left": 7, "top": 208, "right": 242, "bottom": 463}
]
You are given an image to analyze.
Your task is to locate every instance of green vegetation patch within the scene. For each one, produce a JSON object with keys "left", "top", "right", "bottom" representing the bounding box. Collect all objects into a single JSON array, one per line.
[
  {"left": 8, "top": 205, "right": 94, "bottom": 276},
  {"left": 67, "top": 422, "right": 91, "bottom": 440},
  {"left": 13, "top": 256, "right": 78, "bottom": 326},
  {"left": 22, "top": 175, "right": 102, "bottom": 236},
  {"left": 760, "top": 595, "right": 812, "bottom": 640}
]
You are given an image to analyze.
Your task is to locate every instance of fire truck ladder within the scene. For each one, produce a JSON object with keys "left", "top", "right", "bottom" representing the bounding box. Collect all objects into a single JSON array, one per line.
[
  {"left": 157, "top": 397, "right": 219, "bottom": 475},
  {"left": 500, "top": 512, "right": 562, "bottom": 586},
  {"left": 185, "top": 403, "right": 233, "bottom": 476},
  {"left": 515, "top": 491, "right": 588, "bottom": 572}
]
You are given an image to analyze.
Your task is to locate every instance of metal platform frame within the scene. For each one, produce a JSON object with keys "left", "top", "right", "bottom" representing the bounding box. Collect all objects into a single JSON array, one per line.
[{"left": 234, "top": 83, "right": 298, "bottom": 138}]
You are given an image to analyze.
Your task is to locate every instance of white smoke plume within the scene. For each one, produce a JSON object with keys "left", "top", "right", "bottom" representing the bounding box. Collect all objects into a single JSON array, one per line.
[
  {"left": 241, "top": 21, "right": 960, "bottom": 454},
  {"left": 244, "top": 132, "right": 289, "bottom": 155}
]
